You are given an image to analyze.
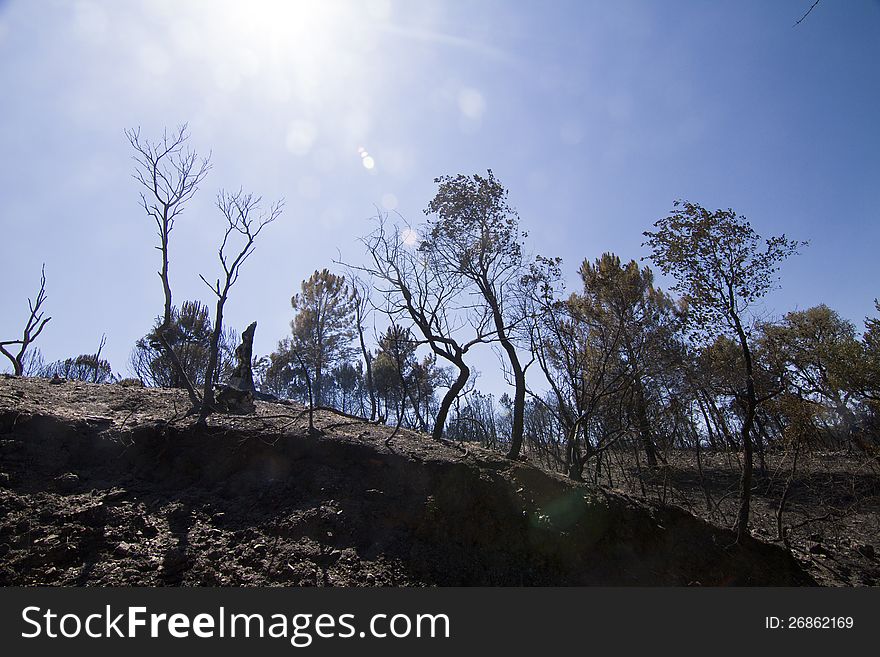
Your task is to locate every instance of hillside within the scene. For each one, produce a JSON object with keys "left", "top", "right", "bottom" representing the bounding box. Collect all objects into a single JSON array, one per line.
[{"left": 0, "top": 377, "right": 815, "bottom": 586}]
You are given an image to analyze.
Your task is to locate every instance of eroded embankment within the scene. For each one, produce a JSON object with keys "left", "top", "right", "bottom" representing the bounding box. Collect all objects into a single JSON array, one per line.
[{"left": 0, "top": 401, "right": 815, "bottom": 586}]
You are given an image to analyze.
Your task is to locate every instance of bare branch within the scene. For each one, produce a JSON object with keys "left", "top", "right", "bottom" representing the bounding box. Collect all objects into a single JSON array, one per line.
[
  {"left": 197, "top": 189, "right": 283, "bottom": 423},
  {"left": 1, "top": 264, "right": 52, "bottom": 375},
  {"left": 794, "top": 0, "right": 820, "bottom": 27}
]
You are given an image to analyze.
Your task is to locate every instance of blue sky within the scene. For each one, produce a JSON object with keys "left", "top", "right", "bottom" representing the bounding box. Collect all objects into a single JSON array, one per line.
[{"left": 1, "top": 0, "right": 878, "bottom": 394}]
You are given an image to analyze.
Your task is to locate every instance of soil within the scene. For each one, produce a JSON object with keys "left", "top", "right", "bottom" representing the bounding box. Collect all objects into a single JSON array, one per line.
[
  {"left": 0, "top": 377, "right": 820, "bottom": 586},
  {"left": 590, "top": 449, "right": 880, "bottom": 587}
]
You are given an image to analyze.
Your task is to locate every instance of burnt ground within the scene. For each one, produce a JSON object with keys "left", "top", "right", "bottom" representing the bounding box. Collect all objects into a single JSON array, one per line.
[
  {"left": 589, "top": 448, "right": 880, "bottom": 587},
  {"left": 0, "top": 377, "right": 819, "bottom": 586}
]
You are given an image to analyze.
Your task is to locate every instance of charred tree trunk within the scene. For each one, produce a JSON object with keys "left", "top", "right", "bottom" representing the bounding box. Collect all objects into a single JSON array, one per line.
[{"left": 433, "top": 360, "right": 470, "bottom": 442}]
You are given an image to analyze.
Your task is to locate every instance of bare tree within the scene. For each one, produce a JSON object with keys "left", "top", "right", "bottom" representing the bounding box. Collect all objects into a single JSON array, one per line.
[
  {"left": 350, "top": 273, "right": 378, "bottom": 420},
  {"left": 198, "top": 189, "right": 282, "bottom": 423},
  {"left": 353, "top": 215, "right": 492, "bottom": 442},
  {"left": 1, "top": 264, "right": 51, "bottom": 375},
  {"left": 291, "top": 344, "right": 320, "bottom": 435},
  {"left": 126, "top": 124, "right": 211, "bottom": 407}
]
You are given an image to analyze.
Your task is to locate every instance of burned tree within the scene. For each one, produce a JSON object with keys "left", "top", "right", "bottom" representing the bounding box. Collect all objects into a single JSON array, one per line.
[
  {"left": 422, "top": 171, "right": 532, "bottom": 459},
  {"left": 350, "top": 274, "right": 378, "bottom": 421},
  {"left": 227, "top": 321, "right": 258, "bottom": 394},
  {"left": 355, "top": 216, "right": 491, "bottom": 442},
  {"left": 289, "top": 269, "right": 357, "bottom": 408},
  {"left": 198, "top": 189, "right": 282, "bottom": 423},
  {"left": 126, "top": 124, "right": 211, "bottom": 406},
  {"left": 1, "top": 264, "right": 51, "bottom": 376},
  {"left": 130, "top": 300, "right": 238, "bottom": 388},
  {"left": 644, "top": 201, "right": 803, "bottom": 542}
]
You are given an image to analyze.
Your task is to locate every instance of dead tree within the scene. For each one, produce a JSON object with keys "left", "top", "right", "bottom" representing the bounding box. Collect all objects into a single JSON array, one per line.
[
  {"left": 350, "top": 273, "right": 378, "bottom": 421},
  {"left": 198, "top": 189, "right": 282, "bottom": 423},
  {"left": 353, "top": 215, "right": 492, "bottom": 442},
  {"left": 126, "top": 124, "right": 211, "bottom": 407},
  {"left": 291, "top": 345, "right": 320, "bottom": 435},
  {"left": 1, "top": 264, "right": 51, "bottom": 375}
]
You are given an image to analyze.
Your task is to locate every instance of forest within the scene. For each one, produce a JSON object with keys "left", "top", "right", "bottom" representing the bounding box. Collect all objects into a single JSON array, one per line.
[{"left": 2, "top": 124, "right": 878, "bottom": 573}]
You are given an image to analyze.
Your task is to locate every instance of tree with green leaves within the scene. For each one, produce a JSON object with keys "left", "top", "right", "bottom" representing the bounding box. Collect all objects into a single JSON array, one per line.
[
  {"left": 644, "top": 200, "right": 804, "bottom": 542},
  {"left": 575, "top": 253, "right": 684, "bottom": 467},
  {"left": 372, "top": 323, "right": 437, "bottom": 430},
  {"left": 290, "top": 269, "right": 357, "bottom": 407},
  {"left": 422, "top": 170, "right": 532, "bottom": 460},
  {"left": 761, "top": 305, "right": 863, "bottom": 447}
]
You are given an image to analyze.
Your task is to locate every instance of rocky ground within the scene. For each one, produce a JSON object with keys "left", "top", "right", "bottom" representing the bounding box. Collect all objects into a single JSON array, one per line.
[{"left": 0, "top": 377, "right": 820, "bottom": 586}]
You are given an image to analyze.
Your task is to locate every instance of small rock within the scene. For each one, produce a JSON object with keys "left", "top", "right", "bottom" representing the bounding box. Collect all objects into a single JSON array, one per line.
[
  {"left": 0, "top": 472, "right": 11, "bottom": 486},
  {"left": 54, "top": 473, "right": 80, "bottom": 494},
  {"left": 103, "top": 489, "right": 127, "bottom": 503},
  {"left": 115, "top": 542, "right": 134, "bottom": 556}
]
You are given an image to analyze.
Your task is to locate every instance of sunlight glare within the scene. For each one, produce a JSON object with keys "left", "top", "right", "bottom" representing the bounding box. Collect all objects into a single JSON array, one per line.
[
  {"left": 286, "top": 120, "right": 318, "bottom": 155},
  {"left": 401, "top": 228, "right": 419, "bottom": 247},
  {"left": 197, "top": 0, "right": 363, "bottom": 106},
  {"left": 358, "top": 146, "right": 376, "bottom": 170}
]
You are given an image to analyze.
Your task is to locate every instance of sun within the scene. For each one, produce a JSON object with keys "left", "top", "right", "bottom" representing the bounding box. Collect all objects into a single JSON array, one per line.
[
  {"left": 227, "top": 0, "right": 348, "bottom": 53},
  {"left": 181, "top": 0, "right": 364, "bottom": 102}
]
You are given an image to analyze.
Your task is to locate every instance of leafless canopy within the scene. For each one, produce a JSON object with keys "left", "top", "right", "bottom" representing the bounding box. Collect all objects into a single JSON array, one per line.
[
  {"left": 125, "top": 124, "right": 212, "bottom": 258},
  {"left": 200, "top": 189, "right": 283, "bottom": 300},
  {"left": 0, "top": 264, "right": 51, "bottom": 376},
  {"left": 126, "top": 124, "right": 211, "bottom": 406},
  {"left": 197, "top": 189, "right": 283, "bottom": 422},
  {"left": 350, "top": 213, "right": 493, "bottom": 441}
]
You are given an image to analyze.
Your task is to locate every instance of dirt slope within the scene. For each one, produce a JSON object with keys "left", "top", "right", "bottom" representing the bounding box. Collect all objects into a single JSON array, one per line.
[{"left": 0, "top": 377, "right": 815, "bottom": 586}]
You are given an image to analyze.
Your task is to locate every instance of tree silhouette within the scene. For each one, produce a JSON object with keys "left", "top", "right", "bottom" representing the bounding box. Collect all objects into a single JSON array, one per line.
[
  {"left": 644, "top": 200, "right": 804, "bottom": 542},
  {"left": 356, "top": 215, "right": 492, "bottom": 442},
  {"left": 198, "top": 189, "right": 281, "bottom": 423},
  {"left": 126, "top": 124, "right": 211, "bottom": 407},
  {"left": 0, "top": 264, "right": 51, "bottom": 376},
  {"left": 289, "top": 269, "right": 357, "bottom": 408},
  {"left": 130, "top": 300, "right": 237, "bottom": 388},
  {"left": 422, "top": 170, "right": 532, "bottom": 459}
]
